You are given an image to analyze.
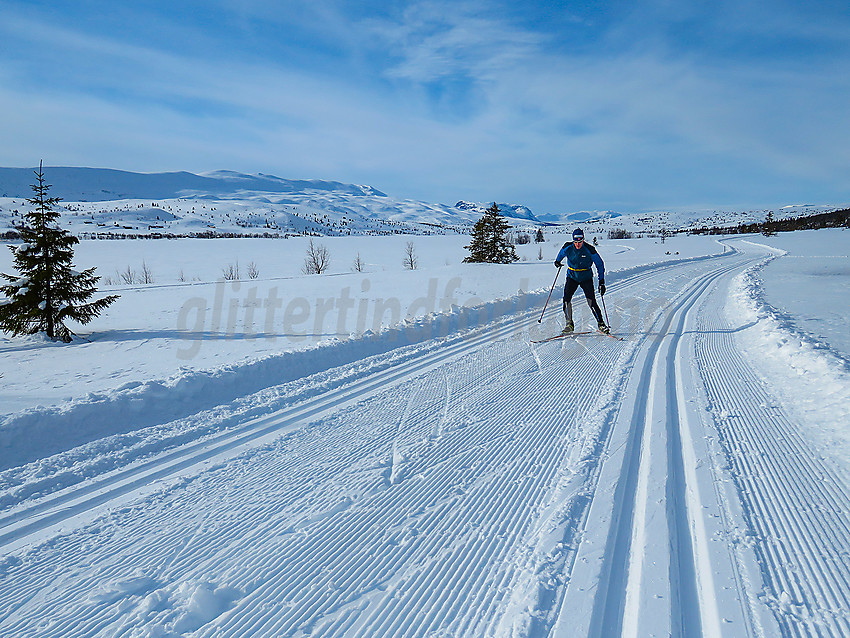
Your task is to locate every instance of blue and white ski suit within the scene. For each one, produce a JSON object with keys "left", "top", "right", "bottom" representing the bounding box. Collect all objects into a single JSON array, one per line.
[{"left": 555, "top": 242, "right": 605, "bottom": 283}]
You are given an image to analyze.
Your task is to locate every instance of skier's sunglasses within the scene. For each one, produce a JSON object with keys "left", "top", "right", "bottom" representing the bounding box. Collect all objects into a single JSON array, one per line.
[{"left": 573, "top": 238, "right": 584, "bottom": 244}]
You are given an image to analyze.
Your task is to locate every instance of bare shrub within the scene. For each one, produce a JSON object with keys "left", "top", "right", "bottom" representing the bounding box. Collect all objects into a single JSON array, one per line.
[
  {"left": 303, "top": 238, "right": 330, "bottom": 275},
  {"left": 403, "top": 241, "right": 417, "bottom": 270},
  {"left": 247, "top": 261, "right": 260, "bottom": 279},
  {"left": 222, "top": 260, "right": 240, "bottom": 280},
  {"left": 140, "top": 260, "right": 154, "bottom": 284},
  {"left": 119, "top": 265, "right": 136, "bottom": 285},
  {"left": 352, "top": 252, "right": 365, "bottom": 273}
]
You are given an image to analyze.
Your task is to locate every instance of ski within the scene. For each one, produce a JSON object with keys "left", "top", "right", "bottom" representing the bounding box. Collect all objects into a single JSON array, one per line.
[
  {"left": 531, "top": 331, "right": 600, "bottom": 343},
  {"left": 599, "top": 331, "right": 624, "bottom": 341},
  {"left": 531, "top": 330, "right": 624, "bottom": 343}
]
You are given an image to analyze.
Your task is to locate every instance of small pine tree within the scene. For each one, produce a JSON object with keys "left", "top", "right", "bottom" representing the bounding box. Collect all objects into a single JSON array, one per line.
[
  {"left": 535, "top": 228, "right": 544, "bottom": 243},
  {"left": 463, "top": 203, "right": 519, "bottom": 264},
  {"left": 0, "top": 163, "right": 118, "bottom": 342},
  {"left": 763, "top": 211, "right": 776, "bottom": 236}
]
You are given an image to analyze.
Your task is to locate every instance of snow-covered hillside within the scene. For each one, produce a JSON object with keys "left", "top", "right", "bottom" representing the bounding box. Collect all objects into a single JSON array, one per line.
[
  {"left": 0, "top": 167, "right": 543, "bottom": 238},
  {"left": 2, "top": 167, "right": 845, "bottom": 239},
  {"left": 540, "top": 204, "right": 849, "bottom": 238},
  {"left": 0, "top": 167, "right": 387, "bottom": 202}
]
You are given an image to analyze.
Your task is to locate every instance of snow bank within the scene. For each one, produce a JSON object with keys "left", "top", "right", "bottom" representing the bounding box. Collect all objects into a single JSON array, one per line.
[{"left": 729, "top": 256, "right": 850, "bottom": 470}]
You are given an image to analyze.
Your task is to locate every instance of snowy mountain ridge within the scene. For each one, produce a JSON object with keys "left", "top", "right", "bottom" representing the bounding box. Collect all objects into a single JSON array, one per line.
[
  {"left": 0, "top": 167, "right": 846, "bottom": 238},
  {"left": 0, "top": 167, "right": 546, "bottom": 237},
  {"left": 453, "top": 200, "right": 539, "bottom": 223},
  {"left": 0, "top": 167, "right": 387, "bottom": 201}
]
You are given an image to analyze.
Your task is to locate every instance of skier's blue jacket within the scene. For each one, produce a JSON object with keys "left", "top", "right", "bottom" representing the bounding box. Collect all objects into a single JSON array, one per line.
[{"left": 555, "top": 242, "right": 605, "bottom": 283}]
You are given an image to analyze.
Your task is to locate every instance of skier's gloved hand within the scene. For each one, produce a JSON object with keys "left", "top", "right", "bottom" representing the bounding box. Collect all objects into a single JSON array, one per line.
[
  {"left": 554, "top": 261, "right": 562, "bottom": 268},
  {"left": 599, "top": 281, "right": 606, "bottom": 296}
]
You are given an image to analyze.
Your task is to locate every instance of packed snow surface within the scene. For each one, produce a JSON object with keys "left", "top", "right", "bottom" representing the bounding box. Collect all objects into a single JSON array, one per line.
[{"left": 1, "top": 230, "right": 848, "bottom": 637}]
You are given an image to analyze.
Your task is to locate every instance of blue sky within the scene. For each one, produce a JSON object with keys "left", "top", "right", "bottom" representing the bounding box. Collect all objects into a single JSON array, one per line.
[{"left": 1, "top": 0, "right": 849, "bottom": 214}]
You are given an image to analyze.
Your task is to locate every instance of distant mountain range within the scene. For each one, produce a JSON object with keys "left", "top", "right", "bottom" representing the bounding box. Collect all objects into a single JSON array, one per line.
[
  {"left": 0, "top": 167, "right": 544, "bottom": 237},
  {"left": 453, "top": 201, "right": 539, "bottom": 223},
  {"left": 0, "top": 167, "right": 387, "bottom": 202},
  {"left": 1, "top": 167, "right": 844, "bottom": 239}
]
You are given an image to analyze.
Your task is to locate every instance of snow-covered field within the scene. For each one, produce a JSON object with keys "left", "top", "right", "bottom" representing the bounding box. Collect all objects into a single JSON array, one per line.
[
  {"left": 0, "top": 232, "right": 710, "bottom": 416},
  {"left": 1, "top": 229, "right": 848, "bottom": 637},
  {"left": 748, "top": 230, "right": 850, "bottom": 359}
]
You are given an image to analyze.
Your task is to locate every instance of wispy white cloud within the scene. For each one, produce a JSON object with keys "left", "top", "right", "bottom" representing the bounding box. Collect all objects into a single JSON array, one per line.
[{"left": 365, "top": 1, "right": 543, "bottom": 84}]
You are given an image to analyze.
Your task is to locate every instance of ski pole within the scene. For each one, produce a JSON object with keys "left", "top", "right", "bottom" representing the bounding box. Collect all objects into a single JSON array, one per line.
[
  {"left": 538, "top": 266, "right": 561, "bottom": 323},
  {"left": 601, "top": 291, "right": 611, "bottom": 327}
]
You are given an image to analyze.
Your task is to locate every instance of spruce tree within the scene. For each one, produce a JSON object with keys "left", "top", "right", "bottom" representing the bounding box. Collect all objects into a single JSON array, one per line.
[
  {"left": 0, "top": 163, "right": 119, "bottom": 342},
  {"left": 463, "top": 203, "right": 519, "bottom": 264},
  {"left": 463, "top": 215, "right": 491, "bottom": 263}
]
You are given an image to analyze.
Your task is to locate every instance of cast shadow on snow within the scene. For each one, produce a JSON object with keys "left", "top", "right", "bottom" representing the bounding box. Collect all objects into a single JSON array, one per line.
[
  {"left": 0, "top": 329, "right": 350, "bottom": 352},
  {"left": 0, "top": 318, "right": 761, "bottom": 355},
  {"left": 607, "top": 320, "right": 759, "bottom": 338},
  {"left": 85, "top": 329, "right": 349, "bottom": 343}
]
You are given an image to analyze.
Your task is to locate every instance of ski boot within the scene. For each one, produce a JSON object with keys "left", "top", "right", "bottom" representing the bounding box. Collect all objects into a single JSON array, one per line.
[
  {"left": 561, "top": 320, "right": 574, "bottom": 334},
  {"left": 597, "top": 322, "right": 610, "bottom": 335}
]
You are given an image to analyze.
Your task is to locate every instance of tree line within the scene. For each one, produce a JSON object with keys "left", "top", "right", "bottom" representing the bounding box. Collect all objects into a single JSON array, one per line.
[{"left": 689, "top": 208, "right": 850, "bottom": 236}]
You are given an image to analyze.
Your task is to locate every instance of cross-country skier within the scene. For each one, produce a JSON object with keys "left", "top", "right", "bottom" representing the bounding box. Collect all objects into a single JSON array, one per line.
[{"left": 554, "top": 228, "right": 609, "bottom": 334}]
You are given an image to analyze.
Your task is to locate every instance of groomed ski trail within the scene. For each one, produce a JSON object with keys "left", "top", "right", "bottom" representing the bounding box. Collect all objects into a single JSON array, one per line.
[
  {"left": 554, "top": 239, "right": 850, "bottom": 638},
  {"left": 555, "top": 254, "right": 761, "bottom": 638},
  {"left": 694, "top": 244, "right": 850, "bottom": 638},
  {"left": 0, "top": 241, "right": 848, "bottom": 637}
]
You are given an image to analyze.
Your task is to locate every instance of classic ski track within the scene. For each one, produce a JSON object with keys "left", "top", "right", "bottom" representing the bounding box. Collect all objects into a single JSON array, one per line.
[
  {"left": 553, "top": 253, "right": 751, "bottom": 636},
  {"left": 694, "top": 247, "right": 850, "bottom": 637},
  {"left": 553, "top": 252, "right": 759, "bottom": 638},
  {"left": 560, "top": 243, "right": 850, "bottom": 638},
  {"left": 0, "top": 250, "right": 757, "bottom": 638}
]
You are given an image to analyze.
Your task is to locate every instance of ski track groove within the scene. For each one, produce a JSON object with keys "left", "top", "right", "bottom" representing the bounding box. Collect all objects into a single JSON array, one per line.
[{"left": 560, "top": 251, "right": 761, "bottom": 638}]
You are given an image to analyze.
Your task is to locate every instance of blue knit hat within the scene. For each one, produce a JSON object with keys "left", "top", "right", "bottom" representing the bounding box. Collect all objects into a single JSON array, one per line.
[{"left": 572, "top": 228, "right": 584, "bottom": 241}]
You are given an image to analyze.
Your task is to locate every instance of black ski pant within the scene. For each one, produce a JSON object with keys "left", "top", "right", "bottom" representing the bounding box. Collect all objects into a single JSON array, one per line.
[{"left": 563, "top": 277, "right": 603, "bottom": 325}]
